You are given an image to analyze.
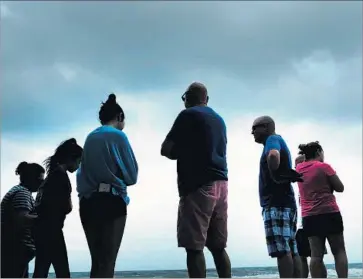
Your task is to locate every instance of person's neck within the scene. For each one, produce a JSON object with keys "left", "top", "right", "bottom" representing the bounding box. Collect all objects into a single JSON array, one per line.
[
  {"left": 103, "top": 121, "right": 118, "bottom": 129},
  {"left": 304, "top": 158, "right": 319, "bottom": 163},
  {"left": 190, "top": 103, "right": 207, "bottom": 108}
]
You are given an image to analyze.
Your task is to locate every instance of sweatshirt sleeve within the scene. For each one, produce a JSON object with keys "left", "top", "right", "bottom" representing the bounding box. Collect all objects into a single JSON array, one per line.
[{"left": 111, "top": 132, "right": 139, "bottom": 186}]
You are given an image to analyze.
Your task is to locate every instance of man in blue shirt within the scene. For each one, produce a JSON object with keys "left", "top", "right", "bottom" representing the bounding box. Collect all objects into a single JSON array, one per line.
[
  {"left": 161, "top": 82, "right": 231, "bottom": 278},
  {"left": 252, "top": 116, "right": 301, "bottom": 278}
]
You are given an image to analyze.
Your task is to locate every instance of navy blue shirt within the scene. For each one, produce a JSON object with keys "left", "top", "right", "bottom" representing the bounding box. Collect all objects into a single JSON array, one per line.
[
  {"left": 259, "top": 135, "right": 296, "bottom": 209},
  {"left": 166, "top": 106, "right": 228, "bottom": 196}
]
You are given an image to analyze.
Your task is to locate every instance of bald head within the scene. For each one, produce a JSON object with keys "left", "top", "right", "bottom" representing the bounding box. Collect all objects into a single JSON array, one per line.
[
  {"left": 183, "top": 82, "right": 208, "bottom": 108},
  {"left": 253, "top": 116, "right": 275, "bottom": 132}
]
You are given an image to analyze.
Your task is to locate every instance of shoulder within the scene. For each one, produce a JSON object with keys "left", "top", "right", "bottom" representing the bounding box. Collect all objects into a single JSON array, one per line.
[
  {"left": 317, "top": 162, "right": 336, "bottom": 174},
  {"left": 267, "top": 134, "right": 283, "bottom": 143},
  {"left": 12, "top": 186, "right": 33, "bottom": 205},
  {"left": 14, "top": 185, "right": 31, "bottom": 196},
  {"left": 264, "top": 135, "right": 283, "bottom": 150}
]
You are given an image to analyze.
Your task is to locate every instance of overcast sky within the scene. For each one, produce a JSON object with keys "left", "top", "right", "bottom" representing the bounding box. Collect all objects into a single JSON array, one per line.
[{"left": 1, "top": 0, "right": 362, "bottom": 273}]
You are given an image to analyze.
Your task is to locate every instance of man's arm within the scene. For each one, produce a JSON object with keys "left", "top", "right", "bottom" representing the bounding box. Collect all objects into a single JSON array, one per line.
[
  {"left": 161, "top": 111, "right": 189, "bottom": 160},
  {"left": 114, "top": 133, "right": 139, "bottom": 186},
  {"left": 265, "top": 136, "right": 281, "bottom": 172}
]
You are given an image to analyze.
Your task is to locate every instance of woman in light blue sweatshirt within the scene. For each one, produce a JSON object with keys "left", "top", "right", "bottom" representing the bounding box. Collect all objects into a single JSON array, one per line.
[{"left": 76, "top": 93, "right": 138, "bottom": 278}]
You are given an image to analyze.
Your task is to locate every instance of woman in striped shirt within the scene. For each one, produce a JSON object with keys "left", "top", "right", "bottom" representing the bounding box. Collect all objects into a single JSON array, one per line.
[{"left": 1, "top": 161, "right": 45, "bottom": 278}]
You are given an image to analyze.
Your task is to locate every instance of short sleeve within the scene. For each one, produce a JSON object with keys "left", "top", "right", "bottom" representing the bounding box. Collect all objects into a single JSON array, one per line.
[
  {"left": 264, "top": 135, "right": 281, "bottom": 155},
  {"left": 321, "top": 163, "right": 336, "bottom": 176},
  {"left": 12, "top": 189, "right": 33, "bottom": 212},
  {"left": 166, "top": 110, "right": 190, "bottom": 144}
]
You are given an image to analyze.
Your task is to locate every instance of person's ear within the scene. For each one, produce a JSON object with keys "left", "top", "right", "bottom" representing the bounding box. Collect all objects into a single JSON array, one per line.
[{"left": 206, "top": 96, "right": 209, "bottom": 103}]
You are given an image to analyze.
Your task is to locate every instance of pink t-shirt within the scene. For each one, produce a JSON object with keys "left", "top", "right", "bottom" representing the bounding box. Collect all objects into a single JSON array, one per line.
[{"left": 296, "top": 161, "right": 340, "bottom": 217}]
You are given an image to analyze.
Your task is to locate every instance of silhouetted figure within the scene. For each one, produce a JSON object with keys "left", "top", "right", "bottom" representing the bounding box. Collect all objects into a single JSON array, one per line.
[
  {"left": 33, "top": 138, "right": 83, "bottom": 278},
  {"left": 161, "top": 82, "right": 231, "bottom": 278},
  {"left": 77, "top": 93, "right": 138, "bottom": 278},
  {"left": 252, "top": 116, "right": 302, "bottom": 278},
  {"left": 1, "top": 162, "right": 45, "bottom": 278},
  {"left": 296, "top": 141, "right": 348, "bottom": 278}
]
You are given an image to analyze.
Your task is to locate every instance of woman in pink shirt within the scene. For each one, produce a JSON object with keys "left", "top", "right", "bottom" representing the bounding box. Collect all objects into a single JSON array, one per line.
[{"left": 296, "top": 141, "right": 348, "bottom": 278}]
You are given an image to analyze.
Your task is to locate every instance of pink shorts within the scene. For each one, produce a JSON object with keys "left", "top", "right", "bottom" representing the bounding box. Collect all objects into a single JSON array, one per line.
[{"left": 177, "top": 180, "right": 228, "bottom": 250}]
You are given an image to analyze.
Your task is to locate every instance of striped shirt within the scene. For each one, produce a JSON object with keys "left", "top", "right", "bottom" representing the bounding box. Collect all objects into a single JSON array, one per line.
[{"left": 0, "top": 185, "right": 35, "bottom": 251}]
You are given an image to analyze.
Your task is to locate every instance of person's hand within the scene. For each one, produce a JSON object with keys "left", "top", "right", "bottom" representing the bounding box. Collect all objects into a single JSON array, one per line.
[
  {"left": 271, "top": 169, "right": 304, "bottom": 184},
  {"left": 280, "top": 169, "right": 304, "bottom": 183}
]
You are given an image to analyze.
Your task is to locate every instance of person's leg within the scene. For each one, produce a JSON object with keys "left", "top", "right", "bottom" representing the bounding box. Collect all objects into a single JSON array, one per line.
[
  {"left": 177, "top": 185, "right": 216, "bottom": 278},
  {"left": 52, "top": 229, "right": 71, "bottom": 278},
  {"left": 288, "top": 210, "right": 301, "bottom": 278},
  {"left": 296, "top": 229, "right": 310, "bottom": 278},
  {"left": 300, "top": 257, "right": 309, "bottom": 278},
  {"left": 263, "top": 207, "right": 296, "bottom": 278},
  {"left": 80, "top": 201, "right": 103, "bottom": 278},
  {"left": 95, "top": 215, "right": 127, "bottom": 278},
  {"left": 23, "top": 265, "right": 29, "bottom": 278},
  {"left": 205, "top": 181, "right": 231, "bottom": 278},
  {"left": 308, "top": 236, "right": 327, "bottom": 278},
  {"left": 33, "top": 252, "right": 52, "bottom": 278},
  {"left": 7, "top": 245, "right": 33, "bottom": 278},
  {"left": 186, "top": 249, "right": 207, "bottom": 278},
  {"left": 327, "top": 233, "right": 348, "bottom": 278}
]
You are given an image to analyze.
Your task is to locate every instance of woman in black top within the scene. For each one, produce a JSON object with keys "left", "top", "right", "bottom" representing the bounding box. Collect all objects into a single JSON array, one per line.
[
  {"left": 33, "top": 138, "right": 83, "bottom": 278},
  {"left": 1, "top": 162, "right": 45, "bottom": 278}
]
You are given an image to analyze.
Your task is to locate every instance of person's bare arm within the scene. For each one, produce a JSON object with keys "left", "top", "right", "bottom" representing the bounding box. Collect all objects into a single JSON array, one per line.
[
  {"left": 267, "top": 149, "right": 280, "bottom": 171},
  {"left": 327, "top": 174, "right": 345, "bottom": 192}
]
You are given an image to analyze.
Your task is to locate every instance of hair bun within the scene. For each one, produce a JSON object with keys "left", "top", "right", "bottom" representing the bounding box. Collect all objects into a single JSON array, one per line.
[{"left": 107, "top": 93, "right": 117, "bottom": 104}]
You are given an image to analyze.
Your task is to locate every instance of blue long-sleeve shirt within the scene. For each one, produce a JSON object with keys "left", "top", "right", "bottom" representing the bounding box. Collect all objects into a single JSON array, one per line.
[{"left": 76, "top": 125, "right": 138, "bottom": 205}]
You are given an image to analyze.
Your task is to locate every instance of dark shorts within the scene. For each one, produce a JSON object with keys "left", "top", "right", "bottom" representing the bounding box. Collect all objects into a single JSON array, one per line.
[
  {"left": 80, "top": 192, "right": 127, "bottom": 222},
  {"left": 262, "top": 207, "right": 298, "bottom": 258},
  {"left": 177, "top": 180, "right": 228, "bottom": 250},
  {"left": 296, "top": 228, "right": 328, "bottom": 257},
  {"left": 302, "top": 211, "right": 343, "bottom": 238}
]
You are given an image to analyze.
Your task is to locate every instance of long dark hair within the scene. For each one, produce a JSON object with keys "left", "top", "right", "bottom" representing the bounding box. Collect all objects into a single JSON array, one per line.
[{"left": 44, "top": 138, "right": 83, "bottom": 174}]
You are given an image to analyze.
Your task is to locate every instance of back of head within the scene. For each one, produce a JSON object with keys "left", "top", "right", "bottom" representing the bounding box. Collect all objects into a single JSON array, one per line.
[
  {"left": 44, "top": 138, "right": 83, "bottom": 174},
  {"left": 16, "top": 161, "right": 45, "bottom": 184},
  {"left": 99, "top": 93, "right": 124, "bottom": 125},
  {"left": 298, "top": 141, "right": 323, "bottom": 161},
  {"left": 184, "top": 82, "right": 208, "bottom": 107}
]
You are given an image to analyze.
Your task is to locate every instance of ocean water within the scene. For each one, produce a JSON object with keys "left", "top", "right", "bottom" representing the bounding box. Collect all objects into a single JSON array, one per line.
[{"left": 41, "top": 263, "right": 362, "bottom": 278}]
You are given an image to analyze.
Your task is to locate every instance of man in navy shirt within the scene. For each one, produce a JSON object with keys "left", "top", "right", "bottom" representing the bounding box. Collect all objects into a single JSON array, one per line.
[
  {"left": 252, "top": 116, "right": 301, "bottom": 278},
  {"left": 161, "top": 82, "right": 231, "bottom": 278}
]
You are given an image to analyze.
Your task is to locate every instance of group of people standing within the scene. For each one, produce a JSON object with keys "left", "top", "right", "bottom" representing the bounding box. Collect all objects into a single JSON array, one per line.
[{"left": 1, "top": 82, "right": 349, "bottom": 278}]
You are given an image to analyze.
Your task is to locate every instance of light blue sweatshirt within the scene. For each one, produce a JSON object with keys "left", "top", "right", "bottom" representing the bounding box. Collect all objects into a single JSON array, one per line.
[{"left": 76, "top": 125, "right": 138, "bottom": 205}]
